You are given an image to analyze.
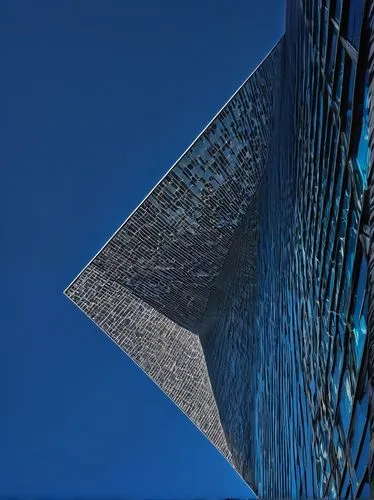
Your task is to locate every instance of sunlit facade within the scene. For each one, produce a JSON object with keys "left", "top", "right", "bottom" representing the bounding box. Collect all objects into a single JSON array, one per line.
[{"left": 65, "top": 0, "right": 373, "bottom": 497}]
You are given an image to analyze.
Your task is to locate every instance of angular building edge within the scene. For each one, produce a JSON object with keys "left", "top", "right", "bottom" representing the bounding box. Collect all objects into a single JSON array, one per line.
[
  {"left": 63, "top": 281, "right": 254, "bottom": 492},
  {"left": 64, "top": 39, "right": 284, "bottom": 495},
  {"left": 63, "top": 37, "right": 284, "bottom": 298},
  {"left": 65, "top": 0, "right": 374, "bottom": 495}
]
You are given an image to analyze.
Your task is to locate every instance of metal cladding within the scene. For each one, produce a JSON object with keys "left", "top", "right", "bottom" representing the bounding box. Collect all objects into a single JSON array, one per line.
[
  {"left": 72, "top": 45, "right": 280, "bottom": 335},
  {"left": 65, "top": 0, "right": 373, "bottom": 497},
  {"left": 65, "top": 41, "right": 282, "bottom": 472},
  {"left": 66, "top": 266, "right": 233, "bottom": 462}
]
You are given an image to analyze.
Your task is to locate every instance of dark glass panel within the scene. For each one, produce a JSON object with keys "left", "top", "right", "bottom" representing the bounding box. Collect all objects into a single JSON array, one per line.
[
  {"left": 327, "top": 25, "right": 338, "bottom": 83},
  {"left": 332, "top": 0, "right": 343, "bottom": 23},
  {"left": 333, "top": 44, "right": 345, "bottom": 103},
  {"left": 354, "top": 424, "right": 369, "bottom": 482},
  {"left": 344, "top": 0, "right": 365, "bottom": 50},
  {"left": 341, "top": 55, "right": 356, "bottom": 140}
]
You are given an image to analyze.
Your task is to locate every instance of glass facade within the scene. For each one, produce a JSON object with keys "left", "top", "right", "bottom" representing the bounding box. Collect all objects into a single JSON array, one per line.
[
  {"left": 281, "top": 1, "right": 371, "bottom": 497},
  {"left": 202, "top": 1, "right": 372, "bottom": 496},
  {"left": 66, "top": 0, "right": 373, "bottom": 497}
]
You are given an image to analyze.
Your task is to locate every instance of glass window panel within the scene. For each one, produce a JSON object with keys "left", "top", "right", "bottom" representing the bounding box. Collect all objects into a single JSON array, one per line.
[
  {"left": 334, "top": 44, "right": 345, "bottom": 103},
  {"left": 358, "top": 481, "right": 370, "bottom": 499},
  {"left": 355, "top": 424, "right": 369, "bottom": 481},
  {"left": 340, "top": 371, "right": 353, "bottom": 433},
  {"left": 327, "top": 26, "right": 338, "bottom": 83},
  {"left": 333, "top": 0, "right": 342, "bottom": 22},
  {"left": 321, "top": 6, "right": 329, "bottom": 62},
  {"left": 342, "top": 56, "right": 356, "bottom": 139},
  {"left": 345, "top": 0, "right": 365, "bottom": 50},
  {"left": 350, "top": 405, "right": 366, "bottom": 462},
  {"left": 340, "top": 467, "right": 351, "bottom": 496},
  {"left": 355, "top": 84, "right": 370, "bottom": 182}
]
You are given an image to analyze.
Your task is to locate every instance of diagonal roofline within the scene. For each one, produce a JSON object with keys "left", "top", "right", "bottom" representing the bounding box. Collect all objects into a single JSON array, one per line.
[{"left": 64, "top": 36, "right": 284, "bottom": 295}]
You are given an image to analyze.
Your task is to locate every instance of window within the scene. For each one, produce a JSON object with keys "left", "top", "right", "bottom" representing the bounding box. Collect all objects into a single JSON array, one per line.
[
  {"left": 344, "top": 0, "right": 365, "bottom": 50},
  {"left": 341, "top": 55, "right": 356, "bottom": 140},
  {"left": 332, "top": 0, "right": 343, "bottom": 23},
  {"left": 333, "top": 44, "right": 345, "bottom": 103}
]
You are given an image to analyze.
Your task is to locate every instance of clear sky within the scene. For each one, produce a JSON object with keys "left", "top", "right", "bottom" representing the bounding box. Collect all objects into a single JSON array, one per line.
[{"left": 2, "top": 1, "right": 284, "bottom": 498}]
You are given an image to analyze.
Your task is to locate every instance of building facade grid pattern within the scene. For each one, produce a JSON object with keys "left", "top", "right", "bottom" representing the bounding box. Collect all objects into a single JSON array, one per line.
[{"left": 65, "top": 1, "right": 372, "bottom": 496}]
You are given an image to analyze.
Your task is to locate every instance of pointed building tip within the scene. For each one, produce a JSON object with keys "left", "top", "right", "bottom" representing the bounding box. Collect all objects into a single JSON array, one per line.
[{"left": 64, "top": 40, "right": 283, "bottom": 492}]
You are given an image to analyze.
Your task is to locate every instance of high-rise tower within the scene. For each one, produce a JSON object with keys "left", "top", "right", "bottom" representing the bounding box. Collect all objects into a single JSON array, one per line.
[{"left": 65, "top": 1, "right": 373, "bottom": 497}]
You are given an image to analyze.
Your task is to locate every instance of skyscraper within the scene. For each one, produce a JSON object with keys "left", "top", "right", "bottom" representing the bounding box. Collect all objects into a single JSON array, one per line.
[{"left": 65, "top": 1, "right": 373, "bottom": 497}]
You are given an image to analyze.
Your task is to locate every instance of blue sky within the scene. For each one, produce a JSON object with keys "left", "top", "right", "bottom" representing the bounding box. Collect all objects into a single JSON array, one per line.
[{"left": 1, "top": 1, "right": 284, "bottom": 498}]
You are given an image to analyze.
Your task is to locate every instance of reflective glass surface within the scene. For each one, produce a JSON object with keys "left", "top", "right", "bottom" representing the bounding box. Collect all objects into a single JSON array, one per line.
[{"left": 202, "top": 0, "right": 371, "bottom": 496}]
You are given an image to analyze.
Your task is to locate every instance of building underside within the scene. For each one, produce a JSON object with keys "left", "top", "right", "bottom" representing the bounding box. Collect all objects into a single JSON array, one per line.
[{"left": 66, "top": 0, "right": 373, "bottom": 497}]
